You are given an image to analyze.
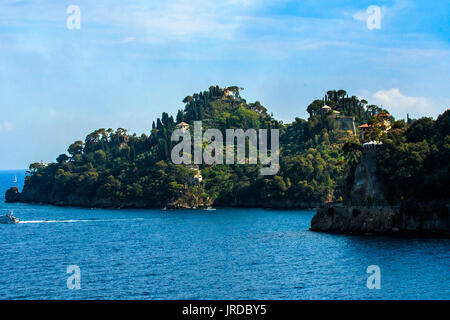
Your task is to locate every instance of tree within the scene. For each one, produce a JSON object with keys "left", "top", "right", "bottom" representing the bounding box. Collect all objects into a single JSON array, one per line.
[
  {"left": 130, "top": 146, "right": 136, "bottom": 163},
  {"left": 56, "top": 154, "right": 69, "bottom": 164},
  {"left": 435, "top": 109, "right": 450, "bottom": 137},
  {"left": 337, "top": 89, "right": 347, "bottom": 99},
  {"left": 68, "top": 140, "right": 84, "bottom": 157},
  {"left": 183, "top": 96, "right": 193, "bottom": 104},
  {"left": 227, "top": 86, "right": 240, "bottom": 98},
  {"left": 28, "top": 162, "right": 44, "bottom": 175},
  {"left": 307, "top": 100, "right": 323, "bottom": 118},
  {"left": 176, "top": 110, "right": 184, "bottom": 123},
  {"left": 94, "top": 149, "right": 107, "bottom": 164},
  {"left": 392, "top": 120, "right": 406, "bottom": 130},
  {"left": 342, "top": 139, "right": 363, "bottom": 169},
  {"left": 406, "top": 117, "right": 435, "bottom": 142}
]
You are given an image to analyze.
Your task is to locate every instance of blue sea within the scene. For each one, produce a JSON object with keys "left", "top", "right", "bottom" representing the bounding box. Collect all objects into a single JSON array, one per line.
[{"left": 0, "top": 170, "right": 448, "bottom": 300}]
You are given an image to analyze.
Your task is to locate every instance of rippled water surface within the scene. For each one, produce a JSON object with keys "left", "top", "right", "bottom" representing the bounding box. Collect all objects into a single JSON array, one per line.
[{"left": 0, "top": 170, "right": 449, "bottom": 299}]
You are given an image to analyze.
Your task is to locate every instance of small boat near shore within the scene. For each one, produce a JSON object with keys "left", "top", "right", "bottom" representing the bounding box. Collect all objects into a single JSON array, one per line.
[{"left": 0, "top": 211, "right": 19, "bottom": 224}]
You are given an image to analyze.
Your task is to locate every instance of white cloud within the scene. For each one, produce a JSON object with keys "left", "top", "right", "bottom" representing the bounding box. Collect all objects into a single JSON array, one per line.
[
  {"left": 368, "top": 88, "right": 442, "bottom": 119},
  {"left": 82, "top": 0, "right": 264, "bottom": 42},
  {"left": 0, "top": 121, "right": 14, "bottom": 132},
  {"left": 0, "top": 0, "right": 249, "bottom": 40}
]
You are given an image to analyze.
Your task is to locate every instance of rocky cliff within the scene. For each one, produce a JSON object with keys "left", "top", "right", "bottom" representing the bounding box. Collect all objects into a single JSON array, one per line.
[
  {"left": 346, "top": 148, "right": 388, "bottom": 206},
  {"left": 5, "top": 185, "right": 320, "bottom": 209},
  {"left": 311, "top": 205, "right": 449, "bottom": 235},
  {"left": 311, "top": 147, "right": 449, "bottom": 235},
  {"left": 5, "top": 186, "right": 210, "bottom": 209}
]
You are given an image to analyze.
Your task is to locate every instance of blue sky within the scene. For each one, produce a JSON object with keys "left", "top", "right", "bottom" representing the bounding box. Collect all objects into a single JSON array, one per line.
[{"left": 0, "top": 0, "right": 449, "bottom": 169}]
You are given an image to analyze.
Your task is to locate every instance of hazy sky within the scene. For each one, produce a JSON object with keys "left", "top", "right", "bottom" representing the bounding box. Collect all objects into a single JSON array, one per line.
[{"left": 0, "top": 0, "right": 449, "bottom": 169}]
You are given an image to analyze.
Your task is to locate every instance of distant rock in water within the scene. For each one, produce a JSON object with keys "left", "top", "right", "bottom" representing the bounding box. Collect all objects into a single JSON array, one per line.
[{"left": 5, "top": 187, "right": 20, "bottom": 203}]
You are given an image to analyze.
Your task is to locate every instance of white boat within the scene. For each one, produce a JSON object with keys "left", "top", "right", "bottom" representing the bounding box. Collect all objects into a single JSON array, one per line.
[
  {"left": 205, "top": 207, "right": 216, "bottom": 211},
  {"left": 13, "top": 176, "right": 17, "bottom": 183},
  {"left": 0, "top": 211, "right": 19, "bottom": 224}
]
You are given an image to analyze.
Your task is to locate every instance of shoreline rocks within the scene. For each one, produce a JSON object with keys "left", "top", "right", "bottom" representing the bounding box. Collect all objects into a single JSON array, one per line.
[
  {"left": 5, "top": 187, "right": 21, "bottom": 203},
  {"left": 5, "top": 186, "right": 320, "bottom": 210},
  {"left": 310, "top": 205, "right": 449, "bottom": 235},
  {"left": 4, "top": 183, "right": 320, "bottom": 210}
]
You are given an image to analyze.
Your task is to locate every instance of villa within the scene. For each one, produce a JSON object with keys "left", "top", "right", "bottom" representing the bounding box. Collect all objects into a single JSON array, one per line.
[
  {"left": 175, "top": 122, "right": 190, "bottom": 131},
  {"left": 358, "top": 112, "right": 392, "bottom": 142}
]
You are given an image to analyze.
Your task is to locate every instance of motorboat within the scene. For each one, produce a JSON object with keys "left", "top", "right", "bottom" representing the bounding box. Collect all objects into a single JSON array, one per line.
[{"left": 0, "top": 211, "right": 19, "bottom": 224}]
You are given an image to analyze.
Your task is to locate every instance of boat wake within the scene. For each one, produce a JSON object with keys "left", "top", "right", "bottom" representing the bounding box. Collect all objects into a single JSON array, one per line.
[
  {"left": 18, "top": 218, "right": 145, "bottom": 224},
  {"left": 19, "top": 220, "right": 91, "bottom": 224}
]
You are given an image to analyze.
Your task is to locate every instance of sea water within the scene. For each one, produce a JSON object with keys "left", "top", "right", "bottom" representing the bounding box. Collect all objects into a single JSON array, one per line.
[{"left": 0, "top": 170, "right": 448, "bottom": 299}]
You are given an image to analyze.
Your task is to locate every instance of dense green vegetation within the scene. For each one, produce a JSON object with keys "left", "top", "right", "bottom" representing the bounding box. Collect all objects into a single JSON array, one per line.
[
  {"left": 16, "top": 85, "right": 448, "bottom": 209},
  {"left": 377, "top": 110, "right": 450, "bottom": 204},
  {"left": 306, "top": 89, "right": 387, "bottom": 125},
  {"left": 19, "top": 86, "right": 353, "bottom": 207}
]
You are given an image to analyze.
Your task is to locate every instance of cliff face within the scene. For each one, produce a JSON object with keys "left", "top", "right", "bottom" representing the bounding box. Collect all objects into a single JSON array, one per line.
[
  {"left": 346, "top": 149, "right": 388, "bottom": 206},
  {"left": 311, "top": 148, "right": 449, "bottom": 235},
  {"left": 311, "top": 206, "right": 449, "bottom": 234}
]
